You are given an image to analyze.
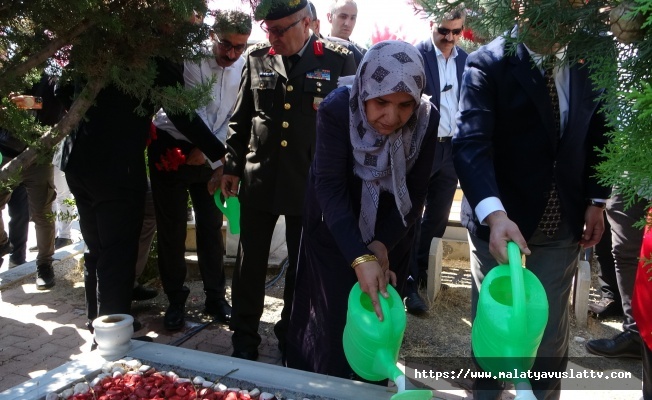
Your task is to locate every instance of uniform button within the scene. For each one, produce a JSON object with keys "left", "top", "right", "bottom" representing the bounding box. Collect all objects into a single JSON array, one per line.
[
  {"left": 259, "top": 83, "right": 265, "bottom": 89},
  {"left": 282, "top": 121, "right": 289, "bottom": 128},
  {"left": 284, "top": 103, "right": 291, "bottom": 110},
  {"left": 317, "top": 88, "right": 322, "bottom": 93},
  {"left": 287, "top": 85, "right": 294, "bottom": 92},
  {"left": 281, "top": 140, "right": 288, "bottom": 147},
  {"left": 316, "top": 82, "right": 322, "bottom": 87}
]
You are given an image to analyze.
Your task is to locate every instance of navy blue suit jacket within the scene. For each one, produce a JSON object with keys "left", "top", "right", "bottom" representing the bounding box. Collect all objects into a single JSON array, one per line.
[
  {"left": 453, "top": 36, "right": 611, "bottom": 242},
  {"left": 414, "top": 39, "right": 468, "bottom": 106}
]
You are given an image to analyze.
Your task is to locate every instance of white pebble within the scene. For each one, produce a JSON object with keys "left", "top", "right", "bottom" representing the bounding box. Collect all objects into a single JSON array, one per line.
[
  {"left": 61, "top": 388, "right": 74, "bottom": 398},
  {"left": 112, "top": 371, "right": 123, "bottom": 379},
  {"left": 177, "top": 378, "right": 192, "bottom": 384},
  {"left": 166, "top": 371, "right": 179, "bottom": 380},
  {"left": 91, "top": 377, "right": 101, "bottom": 387},
  {"left": 125, "top": 359, "right": 142, "bottom": 369},
  {"left": 574, "top": 336, "right": 586, "bottom": 343},
  {"left": 260, "top": 392, "right": 276, "bottom": 400},
  {"left": 111, "top": 366, "right": 126, "bottom": 375},
  {"left": 227, "top": 387, "right": 241, "bottom": 393},
  {"left": 138, "top": 364, "right": 152, "bottom": 373},
  {"left": 193, "top": 376, "right": 205, "bottom": 385},
  {"left": 216, "top": 383, "right": 228, "bottom": 391},
  {"left": 126, "top": 371, "right": 140, "bottom": 376},
  {"left": 45, "top": 393, "right": 59, "bottom": 400},
  {"left": 202, "top": 380, "right": 214, "bottom": 388},
  {"left": 249, "top": 388, "right": 261, "bottom": 397},
  {"left": 73, "top": 382, "right": 90, "bottom": 394}
]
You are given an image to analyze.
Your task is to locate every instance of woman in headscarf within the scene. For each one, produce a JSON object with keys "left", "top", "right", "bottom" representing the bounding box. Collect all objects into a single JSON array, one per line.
[{"left": 286, "top": 40, "right": 440, "bottom": 378}]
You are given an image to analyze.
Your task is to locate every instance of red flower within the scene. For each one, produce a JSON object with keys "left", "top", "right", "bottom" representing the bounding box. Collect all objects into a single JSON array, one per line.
[
  {"left": 146, "top": 122, "right": 158, "bottom": 146},
  {"left": 155, "top": 147, "right": 186, "bottom": 171}
]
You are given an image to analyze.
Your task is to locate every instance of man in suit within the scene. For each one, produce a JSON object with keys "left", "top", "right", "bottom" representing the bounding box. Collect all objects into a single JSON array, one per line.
[
  {"left": 453, "top": 18, "right": 610, "bottom": 399},
  {"left": 221, "top": 0, "right": 356, "bottom": 361},
  {"left": 149, "top": 10, "right": 251, "bottom": 331},
  {"left": 404, "top": 6, "right": 468, "bottom": 315}
]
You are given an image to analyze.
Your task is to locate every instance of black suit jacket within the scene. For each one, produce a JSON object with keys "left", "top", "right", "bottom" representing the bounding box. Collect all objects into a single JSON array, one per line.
[
  {"left": 414, "top": 39, "right": 467, "bottom": 106},
  {"left": 453, "top": 36, "right": 610, "bottom": 242}
]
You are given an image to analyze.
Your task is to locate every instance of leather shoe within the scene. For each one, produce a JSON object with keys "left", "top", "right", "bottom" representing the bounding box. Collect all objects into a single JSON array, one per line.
[
  {"left": 231, "top": 348, "right": 259, "bottom": 361},
  {"left": 405, "top": 291, "right": 428, "bottom": 316},
  {"left": 8, "top": 257, "right": 26, "bottom": 269},
  {"left": 132, "top": 284, "right": 159, "bottom": 301},
  {"left": 585, "top": 331, "right": 642, "bottom": 359},
  {"left": 164, "top": 303, "right": 186, "bottom": 331},
  {"left": 54, "top": 237, "right": 74, "bottom": 250},
  {"left": 35, "top": 264, "right": 55, "bottom": 290},
  {"left": 588, "top": 298, "right": 623, "bottom": 319},
  {"left": 204, "top": 298, "right": 232, "bottom": 323}
]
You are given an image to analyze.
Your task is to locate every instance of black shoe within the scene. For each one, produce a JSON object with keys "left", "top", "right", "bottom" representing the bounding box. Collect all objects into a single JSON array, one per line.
[
  {"left": 585, "top": 331, "right": 643, "bottom": 359},
  {"left": 132, "top": 285, "right": 159, "bottom": 301},
  {"left": 54, "top": 237, "right": 74, "bottom": 250},
  {"left": 28, "top": 245, "right": 38, "bottom": 252},
  {"left": 164, "top": 303, "right": 186, "bottom": 331},
  {"left": 231, "top": 348, "right": 259, "bottom": 361},
  {"left": 405, "top": 291, "right": 428, "bottom": 316},
  {"left": 0, "top": 241, "right": 14, "bottom": 257},
  {"left": 35, "top": 264, "right": 55, "bottom": 290},
  {"left": 204, "top": 298, "right": 232, "bottom": 323},
  {"left": 8, "top": 257, "right": 26, "bottom": 269},
  {"left": 588, "top": 298, "right": 623, "bottom": 319}
]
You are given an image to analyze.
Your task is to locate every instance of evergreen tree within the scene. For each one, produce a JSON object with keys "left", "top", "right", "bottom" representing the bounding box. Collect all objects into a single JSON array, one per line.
[{"left": 0, "top": 0, "right": 218, "bottom": 190}]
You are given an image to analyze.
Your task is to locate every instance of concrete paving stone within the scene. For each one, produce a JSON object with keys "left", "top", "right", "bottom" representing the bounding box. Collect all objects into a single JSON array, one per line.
[
  {"left": 0, "top": 346, "right": 24, "bottom": 363},
  {"left": 14, "top": 342, "right": 63, "bottom": 362},
  {"left": 12, "top": 333, "right": 58, "bottom": 351},
  {"left": 6, "top": 325, "right": 42, "bottom": 340},
  {"left": 49, "top": 333, "right": 90, "bottom": 351},
  {"left": 0, "top": 372, "right": 31, "bottom": 391},
  {"left": 0, "top": 334, "right": 25, "bottom": 348}
]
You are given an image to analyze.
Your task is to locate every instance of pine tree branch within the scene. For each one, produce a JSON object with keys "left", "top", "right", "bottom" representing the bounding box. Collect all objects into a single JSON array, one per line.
[
  {"left": 0, "top": 75, "right": 106, "bottom": 183},
  {"left": 0, "top": 19, "right": 94, "bottom": 87}
]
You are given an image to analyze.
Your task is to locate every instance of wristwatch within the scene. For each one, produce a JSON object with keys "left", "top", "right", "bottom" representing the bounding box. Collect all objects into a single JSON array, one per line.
[{"left": 588, "top": 199, "right": 607, "bottom": 209}]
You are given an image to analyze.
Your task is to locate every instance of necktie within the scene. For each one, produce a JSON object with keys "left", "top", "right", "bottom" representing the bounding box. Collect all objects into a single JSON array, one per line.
[
  {"left": 287, "top": 54, "right": 300, "bottom": 71},
  {"left": 538, "top": 60, "right": 562, "bottom": 238}
]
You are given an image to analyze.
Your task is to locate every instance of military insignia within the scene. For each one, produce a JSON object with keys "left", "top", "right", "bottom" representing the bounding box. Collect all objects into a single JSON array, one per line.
[
  {"left": 324, "top": 40, "right": 352, "bottom": 57},
  {"left": 306, "top": 69, "right": 331, "bottom": 80},
  {"left": 313, "top": 41, "right": 324, "bottom": 56},
  {"left": 313, "top": 97, "right": 324, "bottom": 111},
  {"left": 268, "top": 47, "right": 276, "bottom": 55},
  {"left": 259, "top": 69, "right": 275, "bottom": 77}
]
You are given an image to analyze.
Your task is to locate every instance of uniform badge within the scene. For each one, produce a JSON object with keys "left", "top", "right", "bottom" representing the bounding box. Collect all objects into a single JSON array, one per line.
[
  {"left": 306, "top": 69, "right": 331, "bottom": 80},
  {"left": 259, "top": 69, "right": 275, "bottom": 77},
  {"left": 313, "top": 97, "right": 324, "bottom": 110},
  {"left": 313, "top": 41, "right": 324, "bottom": 56}
]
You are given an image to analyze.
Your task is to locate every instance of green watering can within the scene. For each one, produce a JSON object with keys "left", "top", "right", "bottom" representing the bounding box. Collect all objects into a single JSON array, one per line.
[
  {"left": 472, "top": 241, "right": 549, "bottom": 399},
  {"left": 343, "top": 283, "right": 433, "bottom": 400},
  {"left": 213, "top": 188, "right": 240, "bottom": 235}
]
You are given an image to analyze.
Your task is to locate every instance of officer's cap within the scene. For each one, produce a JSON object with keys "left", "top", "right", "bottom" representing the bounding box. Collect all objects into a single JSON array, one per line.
[{"left": 255, "top": 0, "right": 308, "bottom": 21}]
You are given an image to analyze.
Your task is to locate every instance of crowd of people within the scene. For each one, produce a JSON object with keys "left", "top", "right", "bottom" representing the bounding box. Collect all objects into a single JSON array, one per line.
[{"left": 1, "top": 0, "right": 650, "bottom": 399}]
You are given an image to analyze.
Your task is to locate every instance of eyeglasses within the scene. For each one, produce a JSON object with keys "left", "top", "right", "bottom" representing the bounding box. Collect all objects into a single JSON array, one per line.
[
  {"left": 215, "top": 37, "right": 247, "bottom": 53},
  {"left": 261, "top": 18, "right": 302, "bottom": 37},
  {"left": 437, "top": 27, "right": 463, "bottom": 36}
]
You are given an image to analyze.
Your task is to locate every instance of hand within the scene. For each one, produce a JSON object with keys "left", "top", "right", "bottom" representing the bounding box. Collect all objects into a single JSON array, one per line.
[
  {"left": 186, "top": 147, "right": 206, "bottom": 166},
  {"left": 485, "top": 210, "right": 530, "bottom": 264},
  {"left": 579, "top": 206, "right": 606, "bottom": 248},
  {"left": 367, "top": 240, "right": 389, "bottom": 271},
  {"left": 354, "top": 261, "right": 396, "bottom": 321},
  {"left": 207, "top": 166, "right": 223, "bottom": 195},
  {"left": 220, "top": 174, "right": 240, "bottom": 198}
]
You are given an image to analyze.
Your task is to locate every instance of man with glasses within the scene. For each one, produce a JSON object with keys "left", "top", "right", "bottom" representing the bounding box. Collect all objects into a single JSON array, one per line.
[
  {"left": 222, "top": 0, "right": 356, "bottom": 361},
  {"left": 403, "top": 6, "right": 469, "bottom": 316},
  {"left": 149, "top": 10, "right": 251, "bottom": 331}
]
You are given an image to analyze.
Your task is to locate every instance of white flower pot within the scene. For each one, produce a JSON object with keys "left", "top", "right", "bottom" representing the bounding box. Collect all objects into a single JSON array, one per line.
[{"left": 92, "top": 314, "right": 134, "bottom": 358}]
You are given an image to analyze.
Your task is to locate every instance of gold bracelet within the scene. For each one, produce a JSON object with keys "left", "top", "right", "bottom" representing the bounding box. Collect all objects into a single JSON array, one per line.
[{"left": 351, "top": 254, "right": 378, "bottom": 269}]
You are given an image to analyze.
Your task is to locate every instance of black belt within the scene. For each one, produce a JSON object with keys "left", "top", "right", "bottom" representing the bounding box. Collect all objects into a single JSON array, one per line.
[{"left": 437, "top": 136, "right": 452, "bottom": 142}]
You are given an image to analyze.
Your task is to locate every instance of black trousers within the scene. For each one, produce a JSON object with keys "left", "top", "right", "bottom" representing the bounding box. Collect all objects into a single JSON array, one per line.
[
  {"left": 66, "top": 172, "right": 144, "bottom": 320},
  {"left": 149, "top": 162, "right": 226, "bottom": 301},
  {"left": 230, "top": 204, "right": 302, "bottom": 352},
  {"left": 8, "top": 184, "right": 29, "bottom": 263},
  {"left": 407, "top": 140, "right": 457, "bottom": 293}
]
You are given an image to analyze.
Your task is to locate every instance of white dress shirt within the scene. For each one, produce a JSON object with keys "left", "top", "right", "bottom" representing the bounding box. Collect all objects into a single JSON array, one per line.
[{"left": 434, "top": 43, "right": 460, "bottom": 138}]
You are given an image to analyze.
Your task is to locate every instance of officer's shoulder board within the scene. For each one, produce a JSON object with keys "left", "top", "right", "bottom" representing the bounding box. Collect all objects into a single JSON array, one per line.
[
  {"left": 247, "top": 41, "right": 272, "bottom": 55},
  {"left": 320, "top": 39, "right": 352, "bottom": 58}
]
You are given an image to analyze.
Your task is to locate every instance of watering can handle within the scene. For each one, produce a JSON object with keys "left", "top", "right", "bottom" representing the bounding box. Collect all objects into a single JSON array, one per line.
[
  {"left": 214, "top": 188, "right": 227, "bottom": 214},
  {"left": 378, "top": 285, "right": 393, "bottom": 339},
  {"left": 507, "top": 241, "right": 527, "bottom": 334}
]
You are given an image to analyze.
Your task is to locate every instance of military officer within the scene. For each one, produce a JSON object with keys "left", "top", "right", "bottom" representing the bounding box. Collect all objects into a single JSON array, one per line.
[{"left": 221, "top": 0, "right": 356, "bottom": 361}]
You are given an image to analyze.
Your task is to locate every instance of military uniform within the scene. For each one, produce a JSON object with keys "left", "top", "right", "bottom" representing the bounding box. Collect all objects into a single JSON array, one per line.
[{"left": 226, "top": 33, "right": 356, "bottom": 355}]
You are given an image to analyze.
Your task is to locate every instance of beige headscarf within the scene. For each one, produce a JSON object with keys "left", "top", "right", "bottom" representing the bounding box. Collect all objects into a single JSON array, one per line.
[{"left": 349, "top": 40, "right": 431, "bottom": 244}]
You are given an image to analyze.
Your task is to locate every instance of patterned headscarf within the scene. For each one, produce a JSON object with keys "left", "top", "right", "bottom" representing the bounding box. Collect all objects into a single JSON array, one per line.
[{"left": 350, "top": 40, "right": 431, "bottom": 244}]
